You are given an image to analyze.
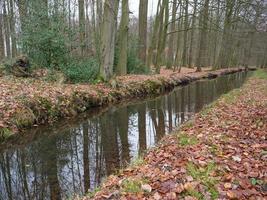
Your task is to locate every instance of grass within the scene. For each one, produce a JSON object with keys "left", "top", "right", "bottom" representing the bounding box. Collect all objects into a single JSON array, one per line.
[
  {"left": 177, "top": 132, "right": 199, "bottom": 146},
  {"left": 0, "top": 128, "right": 13, "bottom": 141},
  {"left": 199, "top": 102, "right": 215, "bottom": 117},
  {"left": 121, "top": 179, "right": 143, "bottom": 193},
  {"left": 86, "top": 187, "right": 101, "bottom": 198},
  {"left": 130, "top": 156, "right": 146, "bottom": 167},
  {"left": 185, "top": 188, "right": 204, "bottom": 199},
  {"left": 186, "top": 162, "right": 219, "bottom": 200},
  {"left": 182, "top": 119, "right": 194, "bottom": 129},
  {"left": 252, "top": 69, "right": 267, "bottom": 79}
]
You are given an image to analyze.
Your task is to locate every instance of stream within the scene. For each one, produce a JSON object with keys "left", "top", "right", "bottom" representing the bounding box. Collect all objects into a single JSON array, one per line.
[{"left": 0, "top": 71, "right": 251, "bottom": 200}]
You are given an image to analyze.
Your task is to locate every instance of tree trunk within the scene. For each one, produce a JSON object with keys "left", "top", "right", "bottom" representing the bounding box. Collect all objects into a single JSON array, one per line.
[
  {"left": 0, "top": 13, "right": 5, "bottom": 60},
  {"left": 138, "top": 0, "right": 148, "bottom": 64},
  {"left": 155, "top": 0, "right": 169, "bottom": 73},
  {"left": 196, "top": 0, "right": 209, "bottom": 72},
  {"left": 146, "top": 0, "right": 163, "bottom": 69},
  {"left": 79, "top": 0, "right": 86, "bottom": 56},
  {"left": 3, "top": 0, "right": 11, "bottom": 58},
  {"left": 116, "top": 0, "right": 129, "bottom": 75},
  {"left": 188, "top": 0, "right": 197, "bottom": 68},
  {"left": 216, "top": 0, "right": 235, "bottom": 68},
  {"left": 9, "top": 0, "right": 16, "bottom": 57},
  {"left": 181, "top": 0, "right": 189, "bottom": 68},
  {"left": 166, "top": 0, "right": 177, "bottom": 69},
  {"left": 17, "top": 0, "right": 27, "bottom": 36},
  {"left": 100, "top": 0, "right": 119, "bottom": 81}
]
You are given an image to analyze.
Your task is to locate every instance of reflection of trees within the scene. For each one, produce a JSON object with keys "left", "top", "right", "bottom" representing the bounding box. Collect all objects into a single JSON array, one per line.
[
  {"left": 0, "top": 153, "right": 13, "bottom": 200},
  {"left": 39, "top": 135, "right": 61, "bottom": 200},
  {"left": 101, "top": 110, "right": 120, "bottom": 175},
  {"left": 138, "top": 103, "right": 146, "bottom": 153},
  {"left": 116, "top": 107, "right": 130, "bottom": 165},
  {"left": 83, "top": 122, "right": 90, "bottom": 193},
  {"left": 148, "top": 99, "right": 165, "bottom": 143},
  {"left": 18, "top": 150, "right": 30, "bottom": 199},
  {"left": 167, "top": 95, "right": 173, "bottom": 132}
]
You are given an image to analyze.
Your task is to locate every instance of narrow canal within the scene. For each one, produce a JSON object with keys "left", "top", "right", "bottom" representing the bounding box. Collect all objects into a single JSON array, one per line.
[{"left": 0, "top": 72, "right": 250, "bottom": 199}]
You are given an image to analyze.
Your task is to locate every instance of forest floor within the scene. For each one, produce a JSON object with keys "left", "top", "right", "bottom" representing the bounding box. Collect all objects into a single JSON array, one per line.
[
  {"left": 84, "top": 69, "right": 267, "bottom": 200},
  {"left": 0, "top": 67, "right": 252, "bottom": 141}
]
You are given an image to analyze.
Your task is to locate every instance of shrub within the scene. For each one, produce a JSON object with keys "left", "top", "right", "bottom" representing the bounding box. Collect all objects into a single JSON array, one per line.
[
  {"left": 21, "top": 0, "right": 69, "bottom": 69},
  {"left": 61, "top": 58, "right": 99, "bottom": 83}
]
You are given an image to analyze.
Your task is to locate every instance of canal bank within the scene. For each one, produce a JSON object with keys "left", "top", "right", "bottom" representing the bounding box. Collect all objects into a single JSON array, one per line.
[
  {"left": 0, "top": 67, "right": 255, "bottom": 141},
  {"left": 85, "top": 70, "right": 267, "bottom": 199},
  {"left": 0, "top": 70, "right": 257, "bottom": 199}
]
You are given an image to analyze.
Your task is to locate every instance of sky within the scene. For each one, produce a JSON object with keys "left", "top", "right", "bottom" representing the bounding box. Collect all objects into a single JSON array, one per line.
[{"left": 129, "top": 0, "right": 159, "bottom": 17}]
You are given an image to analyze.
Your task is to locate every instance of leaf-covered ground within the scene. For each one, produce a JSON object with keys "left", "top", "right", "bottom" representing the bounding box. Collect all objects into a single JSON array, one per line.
[
  {"left": 84, "top": 70, "right": 267, "bottom": 200},
  {"left": 0, "top": 67, "right": 250, "bottom": 140}
]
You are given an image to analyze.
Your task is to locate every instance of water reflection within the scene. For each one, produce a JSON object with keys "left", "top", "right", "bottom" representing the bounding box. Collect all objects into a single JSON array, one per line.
[{"left": 0, "top": 72, "right": 249, "bottom": 199}]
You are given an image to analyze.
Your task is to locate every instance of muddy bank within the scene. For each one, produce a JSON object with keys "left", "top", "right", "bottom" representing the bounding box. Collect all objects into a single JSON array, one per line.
[
  {"left": 0, "top": 67, "right": 256, "bottom": 140},
  {"left": 84, "top": 70, "right": 266, "bottom": 200}
]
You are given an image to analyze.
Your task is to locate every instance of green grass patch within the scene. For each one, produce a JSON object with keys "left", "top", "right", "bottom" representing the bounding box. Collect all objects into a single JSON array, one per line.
[
  {"left": 222, "top": 89, "right": 241, "bottom": 104},
  {"left": 252, "top": 69, "right": 267, "bottom": 79},
  {"left": 0, "top": 128, "right": 13, "bottom": 141},
  {"left": 185, "top": 188, "right": 204, "bottom": 199},
  {"left": 130, "top": 156, "right": 146, "bottom": 167},
  {"left": 182, "top": 120, "right": 194, "bottom": 129},
  {"left": 86, "top": 187, "right": 101, "bottom": 198},
  {"left": 177, "top": 133, "right": 199, "bottom": 146},
  {"left": 121, "top": 179, "right": 143, "bottom": 193},
  {"left": 199, "top": 102, "right": 216, "bottom": 117},
  {"left": 186, "top": 162, "right": 219, "bottom": 200}
]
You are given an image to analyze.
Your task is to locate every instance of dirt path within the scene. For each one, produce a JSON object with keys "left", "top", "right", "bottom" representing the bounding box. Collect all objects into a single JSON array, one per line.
[
  {"left": 84, "top": 70, "right": 267, "bottom": 200},
  {"left": 0, "top": 67, "right": 253, "bottom": 141}
]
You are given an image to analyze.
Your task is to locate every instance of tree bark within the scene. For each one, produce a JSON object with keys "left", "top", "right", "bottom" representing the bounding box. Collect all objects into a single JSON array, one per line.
[
  {"left": 79, "top": 0, "right": 86, "bottom": 56},
  {"left": 196, "top": 0, "right": 209, "bottom": 72},
  {"left": 155, "top": 0, "right": 169, "bottom": 73},
  {"left": 0, "top": 12, "right": 5, "bottom": 60},
  {"left": 166, "top": 0, "right": 177, "bottom": 69},
  {"left": 10, "top": 0, "right": 17, "bottom": 57},
  {"left": 100, "top": 0, "right": 119, "bottom": 81},
  {"left": 117, "top": 0, "right": 129, "bottom": 75},
  {"left": 181, "top": 0, "right": 189, "bottom": 68},
  {"left": 3, "top": 0, "right": 11, "bottom": 58},
  {"left": 138, "top": 0, "right": 148, "bottom": 64},
  {"left": 188, "top": 0, "right": 197, "bottom": 68}
]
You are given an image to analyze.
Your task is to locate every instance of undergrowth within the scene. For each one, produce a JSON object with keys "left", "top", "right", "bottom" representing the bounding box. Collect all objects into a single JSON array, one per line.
[
  {"left": 252, "top": 69, "right": 267, "bottom": 79},
  {"left": 186, "top": 162, "right": 219, "bottom": 200}
]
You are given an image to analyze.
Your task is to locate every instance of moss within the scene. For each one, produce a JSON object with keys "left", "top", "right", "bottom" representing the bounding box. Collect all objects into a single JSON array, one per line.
[
  {"left": 177, "top": 133, "right": 199, "bottom": 146},
  {"left": 12, "top": 107, "right": 36, "bottom": 128},
  {"left": 185, "top": 188, "right": 204, "bottom": 199},
  {"left": 252, "top": 69, "right": 267, "bottom": 79},
  {"left": 199, "top": 102, "right": 215, "bottom": 117},
  {"left": 130, "top": 156, "right": 146, "bottom": 167},
  {"left": 144, "top": 79, "right": 162, "bottom": 93},
  {"left": 86, "top": 187, "right": 101, "bottom": 198},
  {"left": 182, "top": 119, "right": 194, "bottom": 129},
  {"left": 186, "top": 162, "right": 219, "bottom": 200},
  {"left": 222, "top": 89, "right": 241, "bottom": 104},
  {"left": 0, "top": 128, "right": 13, "bottom": 141},
  {"left": 33, "top": 97, "right": 60, "bottom": 120},
  {"left": 121, "top": 179, "right": 143, "bottom": 193}
]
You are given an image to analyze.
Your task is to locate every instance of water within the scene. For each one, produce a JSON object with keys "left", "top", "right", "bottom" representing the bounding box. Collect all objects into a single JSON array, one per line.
[{"left": 0, "top": 72, "right": 250, "bottom": 200}]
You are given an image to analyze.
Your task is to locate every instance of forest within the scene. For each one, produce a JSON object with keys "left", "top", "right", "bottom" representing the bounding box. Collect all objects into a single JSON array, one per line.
[
  {"left": 0, "top": 0, "right": 266, "bottom": 82},
  {"left": 0, "top": 0, "right": 267, "bottom": 200}
]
